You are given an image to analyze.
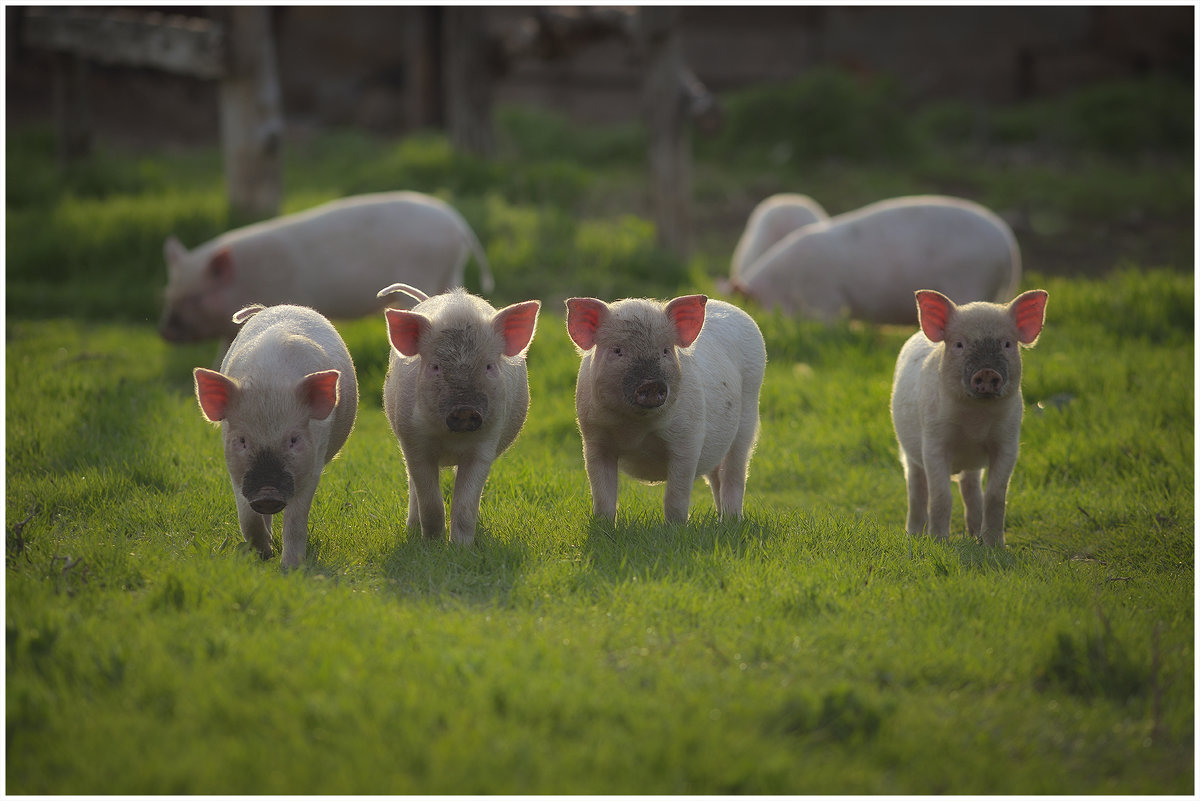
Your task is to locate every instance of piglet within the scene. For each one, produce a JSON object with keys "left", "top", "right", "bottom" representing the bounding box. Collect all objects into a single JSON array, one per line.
[
  {"left": 890, "top": 289, "right": 1048, "bottom": 546},
  {"left": 161, "top": 192, "right": 493, "bottom": 350},
  {"left": 381, "top": 284, "right": 540, "bottom": 544},
  {"left": 566, "top": 294, "right": 766, "bottom": 523},
  {"left": 739, "top": 195, "right": 1021, "bottom": 324},
  {"left": 730, "top": 193, "right": 828, "bottom": 283},
  {"left": 193, "top": 304, "right": 358, "bottom": 569}
]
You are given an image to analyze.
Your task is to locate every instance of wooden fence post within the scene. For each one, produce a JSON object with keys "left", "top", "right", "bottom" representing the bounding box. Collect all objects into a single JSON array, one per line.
[
  {"left": 443, "top": 8, "right": 495, "bottom": 157},
  {"left": 215, "top": 7, "right": 283, "bottom": 222},
  {"left": 639, "top": 7, "right": 691, "bottom": 258},
  {"left": 51, "top": 51, "right": 92, "bottom": 164}
]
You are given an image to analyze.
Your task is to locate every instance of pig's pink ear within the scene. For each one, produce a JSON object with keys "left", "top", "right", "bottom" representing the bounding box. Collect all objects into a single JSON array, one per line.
[
  {"left": 1009, "top": 289, "right": 1048, "bottom": 345},
  {"left": 209, "top": 248, "right": 234, "bottom": 285},
  {"left": 666, "top": 294, "right": 707, "bottom": 348},
  {"left": 565, "top": 298, "right": 609, "bottom": 351},
  {"left": 194, "top": 368, "right": 237, "bottom": 422},
  {"left": 494, "top": 300, "right": 541, "bottom": 357},
  {"left": 915, "top": 290, "right": 955, "bottom": 343},
  {"left": 299, "top": 370, "right": 340, "bottom": 421},
  {"left": 385, "top": 308, "right": 429, "bottom": 357}
]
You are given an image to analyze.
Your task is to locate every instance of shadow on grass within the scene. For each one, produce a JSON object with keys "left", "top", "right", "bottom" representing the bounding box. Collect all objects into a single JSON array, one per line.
[
  {"left": 906, "top": 532, "right": 1022, "bottom": 576},
  {"left": 580, "top": 511, "right": 775, "bottom": 584},
  {"left": 372, "top": 523, "right": 531, "bottom": 606}
]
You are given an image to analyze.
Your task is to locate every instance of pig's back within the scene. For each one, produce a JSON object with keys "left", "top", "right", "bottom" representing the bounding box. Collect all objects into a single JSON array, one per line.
[
  {"left": 733, "top": 194, "right": 828, "bottom": 282},
  {"left": 890, "top": 331, "right": 935, "bottom": 460},
  {"left": 689, "top": 301, "right": 766, "bottom": 473},
  {"left": 833, "top": 198, "right": 1018, "bottom": 322},
  {"left": 227, "top": 193, "right": 471, "bottom": 317},
  {"left": 693, "top": 301, "right": 767, "bottom": 384}
]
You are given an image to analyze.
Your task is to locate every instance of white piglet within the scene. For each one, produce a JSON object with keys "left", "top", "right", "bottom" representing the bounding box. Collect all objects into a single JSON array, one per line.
[
  {"left": 566, "top": 294, "right": 766, "bottom": 524},
  {"left": 161, "top": 191, "right": 494, "bottom": 348},
  {"left": 381, "top": 284, "right": 540, "bottom": 544},
  {"left": 890, "top": 288, "right": 1048, "bottom": 546},
  {"left": 193, "top": 304, "right": 358, "bottom": 569},
  {"left": 730, "top": 193, "right": 829, "bottom": 283},
  {"left": 740, "top": 195, "right": 1021, "bottom": 324}
]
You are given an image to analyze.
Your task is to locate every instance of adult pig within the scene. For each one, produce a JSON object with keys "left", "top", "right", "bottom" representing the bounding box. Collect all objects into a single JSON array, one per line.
[
  {"left": 890, "top": 288, "right": 1048, "bottom": 546},
  {"left": 193, "top": 304, "right": 358, "bottom": 569},
  {"left": 566, "top": 294, "right": 766, "bottom": 523},
  {"left": 382, "top": 285, "right": 540, "bottom": 544},
  {"left": 739, "top": 195, "right": 1021, "bottom": 324},
  {"left": 730, "top": 193, "right": 828, "bottom": 282},
  {"left": 161, "top": 191, "right": 494, "bottom": 347}
]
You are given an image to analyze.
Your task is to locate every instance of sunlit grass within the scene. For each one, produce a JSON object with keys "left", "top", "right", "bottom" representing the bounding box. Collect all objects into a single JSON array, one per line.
[{"left": 5, "top": 75, "right": 1193, "bottom": 793}]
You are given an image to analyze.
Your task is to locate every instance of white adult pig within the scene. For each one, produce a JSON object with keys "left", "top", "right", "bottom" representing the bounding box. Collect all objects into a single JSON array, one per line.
[
  {"left": 738, "top": 195, "right": 1021, "bottom": 324},
  {"left": 730, "top": 193, "right": 829, "bottom": 283},
  {"left": 381, "top": 283, "right": 540, "bottom": 544},
  {"left": 161, "top": 191, "right": 494, "bottom": 347},
  {"left": 890, "top": 288, "right": 1048, "bottom": 546},
  {"left": 566, "top": 294, "right": 766, "bottom": 523},
  {"left": 193, "top": 304, "right": 358, "bottom": 569}
]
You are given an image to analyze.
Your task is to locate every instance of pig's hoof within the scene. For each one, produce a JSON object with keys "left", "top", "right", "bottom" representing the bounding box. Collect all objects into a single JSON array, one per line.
[{"left": 242, "top": 541, "right": 275, "bottom": 560}]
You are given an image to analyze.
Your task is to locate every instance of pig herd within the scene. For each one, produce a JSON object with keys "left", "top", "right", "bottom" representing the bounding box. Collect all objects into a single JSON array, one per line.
[{"left": 178, "top": 190, "right": 1047, "bottom": 570}]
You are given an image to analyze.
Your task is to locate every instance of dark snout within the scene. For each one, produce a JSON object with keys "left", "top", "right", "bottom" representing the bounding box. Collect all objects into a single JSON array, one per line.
[
  {"left": 443, "top": 391, "right": 488, "bottom": 433},
  {"left": 632, "top": 379, "right": 668, "bottom": 409},
  {"left": 963, "top": 339, "right": 1011, "bottom": 399},
  {"left": 971, "top": 368, "right": 1005, "bottom": 397},
  {"left": 158, "top": 311, "right": 187, "bottom": 343},
  {"left": 242, "top": 451, "right": 294, "bottom": 514},
  {"left": 446, "top": 405, "right": 484, "bottom": 432},
  {"left": 248, "top": 488, "right": 288, "bottom": 515},
  {"left": 623, "top": 359, "right": 671, "bottom": 411}
]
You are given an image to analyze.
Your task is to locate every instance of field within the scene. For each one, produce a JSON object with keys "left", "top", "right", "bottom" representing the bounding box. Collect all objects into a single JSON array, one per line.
[{"left": 5, "top": 74, "right": 1194, "bottom": 793}]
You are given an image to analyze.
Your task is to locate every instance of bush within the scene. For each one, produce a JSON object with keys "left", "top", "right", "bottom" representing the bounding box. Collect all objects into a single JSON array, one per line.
[{"left": 697, "top": 68, "right": 916, "bottom": 167}]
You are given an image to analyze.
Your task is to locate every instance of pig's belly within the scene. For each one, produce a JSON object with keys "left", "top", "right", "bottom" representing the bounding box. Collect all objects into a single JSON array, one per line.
[
  {"left": 946, "top": 440, "right": 990, "bottom": 475},
  {"left": 617, "top": 440, "right": 726, "bottom": 484},
  {"left": 620, "top": 458, "right": 668, "bottom": 483},
  {"left": 617, "top": 437, "right": 672, "bottom": 483}
]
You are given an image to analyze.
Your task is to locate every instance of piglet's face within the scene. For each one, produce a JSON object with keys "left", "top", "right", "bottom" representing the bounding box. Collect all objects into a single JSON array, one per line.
[
  {"left": 916, "top": 289, "right": 1048, "bottom": 401},
  {"left": 566, "top": 295, "right": 706, "bottom": 414},
  {"left": 385, "top": 299, "right": 540, "bottom": 434},
  {"left": 194, "top": 368, "right": 340, "bottom": 512}
]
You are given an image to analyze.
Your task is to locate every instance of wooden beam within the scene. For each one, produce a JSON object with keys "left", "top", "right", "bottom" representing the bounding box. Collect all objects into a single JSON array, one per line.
[
  {"left": 640, "top": 7, "right": 692, "bottom": 257},
  {"left": 23, "top": 7, "right": 225, "bottom": 79},
  {"left": 213, "top": 7, "right": 283, "bottom": 222}
]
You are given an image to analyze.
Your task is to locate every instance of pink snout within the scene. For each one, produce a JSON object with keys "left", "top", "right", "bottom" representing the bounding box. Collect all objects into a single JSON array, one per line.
[{"left": 971, "top": 368, "right": 1004, "bottom": 397}]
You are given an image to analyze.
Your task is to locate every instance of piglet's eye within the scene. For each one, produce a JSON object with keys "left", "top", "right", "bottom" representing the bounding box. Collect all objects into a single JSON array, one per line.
[
  {"left": 954, "top": 341, "right": 964, "bottom": 350},
  {"left": 662, "top": 347, "right": 671, "bottom": 357},
  {"left": 290, "top": 435, "right": 301, "bottom": 447},
  {"left": 1004, "top": 341, "right": 1013, "bottom": 349},
  {"left": 611, "top": 346, "right": 623, "bottom": 357}
]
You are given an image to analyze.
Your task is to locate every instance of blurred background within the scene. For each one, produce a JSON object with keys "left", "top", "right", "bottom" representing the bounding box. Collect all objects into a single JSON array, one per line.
[
  {"left": 9, "top": 7, "right": 1191, "bottom": 141},
  {"left": 5, "top": 5, "right": 1193, "bottom": 320}
]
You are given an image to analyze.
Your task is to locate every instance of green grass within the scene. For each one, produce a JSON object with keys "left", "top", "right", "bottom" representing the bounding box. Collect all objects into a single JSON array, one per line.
[{"left": 5, "top": 74, "right": 1194, "bottom": 793}]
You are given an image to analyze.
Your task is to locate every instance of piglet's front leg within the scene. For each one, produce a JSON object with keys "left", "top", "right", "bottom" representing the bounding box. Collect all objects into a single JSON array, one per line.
[
  {"left": 449, "top": 456, "right": 494, "bottom": 545},
  {"left": 280, "top": 490, "right": 316, "bottom": 570},
  {"left": 583, "top": 441, "right": 620, "bottom": 520},
  {"left": 663, "top": 446, "right": 701, "bottom": 524}
]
